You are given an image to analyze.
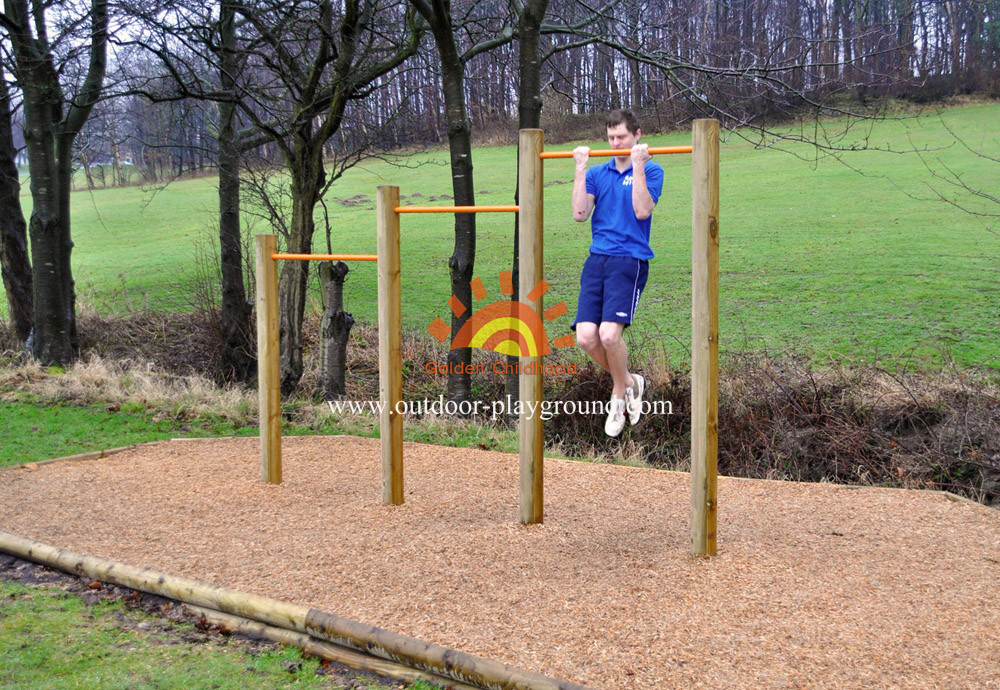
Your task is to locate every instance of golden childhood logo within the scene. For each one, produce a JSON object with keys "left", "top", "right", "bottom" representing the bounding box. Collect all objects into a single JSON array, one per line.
[{"left": 426, "top": 270, "right": 575, "bottom": 357}]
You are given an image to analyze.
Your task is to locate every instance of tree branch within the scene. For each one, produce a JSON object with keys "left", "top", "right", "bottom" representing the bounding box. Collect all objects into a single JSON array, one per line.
[{"left": 64, "top": 0, "right": 108, "bottom": 137}]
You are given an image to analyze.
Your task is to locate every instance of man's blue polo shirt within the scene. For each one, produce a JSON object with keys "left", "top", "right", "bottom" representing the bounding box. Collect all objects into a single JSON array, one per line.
[{"left": 585, "top": 159, "right": 664, "bottom": 260}]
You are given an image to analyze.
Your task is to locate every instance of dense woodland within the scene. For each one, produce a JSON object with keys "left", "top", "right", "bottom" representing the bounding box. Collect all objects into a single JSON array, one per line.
[
  {"left": 1, "top": 0, "right": 998, "bottom": 396},
  {"left": 6, "top": 0, "right": 1000, "bottom": 179}
]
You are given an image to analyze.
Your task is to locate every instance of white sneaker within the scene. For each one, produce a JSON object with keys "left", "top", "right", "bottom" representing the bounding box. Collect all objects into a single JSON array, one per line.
[
  {"left": 605, "top": 395, "right": 626, "bottom": 437},
  {"left": 625, "top": 374, "right": 645, "bottom": 426}
]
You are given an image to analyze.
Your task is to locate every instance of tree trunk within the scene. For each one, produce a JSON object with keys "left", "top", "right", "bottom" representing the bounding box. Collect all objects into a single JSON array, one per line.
[
  {"left": 319, "top": 261, "right": 354, "bottom": 399},
  {"left": 0, "top": 66, "right": 33, "bottom": 343},
  {"left": 596, "top": 47, "right": 618, "bottom": 110},
  {"left": 17, "top": 0, "right": 110, "bottom": 367},
  {"left": 56, "top": 135, "right": 80, "bottom": 356},
  {"left": 216, "top": 0, "right": 255, "bottom": 384},
  {"left": 441, "top": 65, "right": 475, "bottom": 406},
  {"left": 81, "top": 151, "right": 96, "bottom": 191},
  {"left": 20, "top": 79, "right": 77, "bottom": 365},
  {"left": 841, "top": 0, "right": 854, "bottom": 80},
  {"left": 111, "top": 137, "right": 125, "bottom": 187},
  {"left": 278, "top": 197, "right": 313, "bottom": 395},
  {"left": 787, "top": 0, "right": 804, "bottom": 92},
  {"left": 278, "top": 140, "right": 324, "bottom": 395},
  {"left": 945, "top": 1, "right": 961, "bottom": 79},
  {"left": 507, "top": 0, "right": 548, "bottom": 409},
  {"left": 24, "top": 126, "right": 76, "bottom": 365},
  {"left": 417, "top": 5, "right": 476, "bottom": 407},
  {"left": 629, "top": 58, "right": 642, "bottom": 111}
]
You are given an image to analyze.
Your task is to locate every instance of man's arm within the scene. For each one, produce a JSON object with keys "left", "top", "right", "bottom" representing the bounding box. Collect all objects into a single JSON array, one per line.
[
  {"left": 630, "top": 144, "right": 655, "bottom": 220},
  {"left": 572, "top": 146, "right": 595, "bottom": 222}
]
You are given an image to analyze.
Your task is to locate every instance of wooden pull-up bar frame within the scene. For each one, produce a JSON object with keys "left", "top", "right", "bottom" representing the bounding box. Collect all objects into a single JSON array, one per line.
[{"left": 255, "top": 119, "right": 719, "bottom": 556}]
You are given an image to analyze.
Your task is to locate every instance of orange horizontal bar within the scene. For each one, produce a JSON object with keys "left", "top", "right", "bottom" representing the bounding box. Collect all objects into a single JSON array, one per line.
[
  {"left": 540, "top": 146, "right": 693, "bottom": 159},
  {"left": 395, "top": 205, "right": 519, "bottom": 214},
  {"left": 272, "top": 253, "right": 377, "bottom": 262}
]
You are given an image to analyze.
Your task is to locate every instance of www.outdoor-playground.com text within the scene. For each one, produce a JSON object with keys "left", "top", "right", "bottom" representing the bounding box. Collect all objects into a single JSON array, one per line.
[{"left": 328, "top": 395, "right": 674, "bottom": 421}]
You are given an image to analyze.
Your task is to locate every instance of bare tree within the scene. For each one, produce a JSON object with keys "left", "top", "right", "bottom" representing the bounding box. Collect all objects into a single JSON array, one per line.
[
  {"left": 116, "top": 1, "right": 275, "bottom": 382},
  {"left": 224, "top": 0, "right": 422, "bottom": 394},
  {"left": 215, "top": 0, "right": 254, "bottom": 382},
  {"left": 0, "top": 0, "right": 109, "bottom": 365},
  {"left": 119, "top": 0, "right": 425, "bottom": 390},
  {"left": 408, "top": 0, "right": 521, "bottom": 405}
]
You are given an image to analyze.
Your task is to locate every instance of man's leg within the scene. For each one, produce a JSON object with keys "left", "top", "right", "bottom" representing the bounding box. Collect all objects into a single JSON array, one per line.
[
  {"left": 598, "top": 322, "right": 634, "bottom": 399},
  {"left": 575, "top": 322, "right": 611, "bottom": 372},
  {"left": 573, "top": 255, "right": 610, "bottom": 371}
]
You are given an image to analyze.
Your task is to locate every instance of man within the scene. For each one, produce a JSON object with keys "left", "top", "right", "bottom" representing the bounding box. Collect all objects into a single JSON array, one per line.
[{"left": 571, "top": 109, "right": 664, "bottom": 437}]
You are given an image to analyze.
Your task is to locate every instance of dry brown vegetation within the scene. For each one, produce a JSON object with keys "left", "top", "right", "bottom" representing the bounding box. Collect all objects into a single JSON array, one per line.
[{"left": 2, "top": 311, "right": 997, "bottom": 506}]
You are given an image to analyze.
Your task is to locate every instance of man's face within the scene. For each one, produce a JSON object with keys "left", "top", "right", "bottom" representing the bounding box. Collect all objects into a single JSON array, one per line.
[{"left": 607, "top": 123, "right": 640, "bottom": 150}]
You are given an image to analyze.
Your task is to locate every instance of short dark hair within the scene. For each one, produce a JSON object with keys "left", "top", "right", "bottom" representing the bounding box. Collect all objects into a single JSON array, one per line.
[{"left": 605, "top": 109, "right": 640, "bottom": 135}]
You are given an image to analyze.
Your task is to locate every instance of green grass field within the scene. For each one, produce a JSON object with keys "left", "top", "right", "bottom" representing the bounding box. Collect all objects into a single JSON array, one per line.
[
  {"left": 0, "top": 398, "right": 520, "bottom": 466},
  {"left": 0, "top": 401, "right": 251, "bottom": 466},
  {"left": 6, "top": 102, "right": 998, "bottom": 369},
  {"left": 0, "top": 580, "right": 441, "bottom": 689}
]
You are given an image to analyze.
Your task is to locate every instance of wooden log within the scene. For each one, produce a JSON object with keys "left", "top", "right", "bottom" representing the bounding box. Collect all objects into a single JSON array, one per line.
[
  {"left": 24, "top": 450, "right": 102, "bottom": 463},
  {"left": 0, "top": 532, "right": 589, "bottom": 690},
  {"left": 0, "top": 442, "right": 166, "bottom": 471},
  {"left": 690, "top": 119, "right": 720, "bottom": 557},
  {"left": 937, "top": 491, "right": 988, "bottom": 508},
  {"left": 0, "top": 531, "right": 308, "bottom": 628},
  {"left": 255, "top": 234, "right": 282, "bottom": 484},
  {"left": 306, "top": 610, "right": 587, "bottom": 689},
  {"left": 517, "top": 129, "right": 545, "bottom": 525},
  {"left": 377, "top": 187, "right": 404, "bottom": 505},
  {"left": 183, "top": 604, "right": 477, "bottom": 690}
]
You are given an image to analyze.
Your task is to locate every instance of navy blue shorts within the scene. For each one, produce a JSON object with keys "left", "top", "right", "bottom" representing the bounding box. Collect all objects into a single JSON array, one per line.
[{"left": 571, "top": 253, "right": 649, "bottom": 331}]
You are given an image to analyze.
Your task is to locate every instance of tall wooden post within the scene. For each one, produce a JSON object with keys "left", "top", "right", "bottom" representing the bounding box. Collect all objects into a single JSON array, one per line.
[
  {"left": 690, "top": 119, "right": 720, "bottom": 556},
  {"left": 255, "top": 234, "right": 282, "bottom": 484},
  {"left": 377, "top": 186, "right": 404, "bottom": 505},
  {"left": 518, "top": 129, "right": 544, "bottom": 525}
]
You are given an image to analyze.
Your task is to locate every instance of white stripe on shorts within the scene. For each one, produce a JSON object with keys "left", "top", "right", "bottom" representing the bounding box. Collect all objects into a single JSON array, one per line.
[{"left": 630, "top": 258, "right": 640, "bottom": 319}]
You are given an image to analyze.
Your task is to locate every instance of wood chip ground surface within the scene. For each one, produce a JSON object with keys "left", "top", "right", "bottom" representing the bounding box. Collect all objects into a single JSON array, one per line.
[{"left": 1, "top": 436, "right": 998, "bottom": 689}]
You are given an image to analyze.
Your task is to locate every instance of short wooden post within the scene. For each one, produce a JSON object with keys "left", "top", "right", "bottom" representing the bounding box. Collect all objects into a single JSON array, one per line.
[
  {"left": 255, "top": 234, "right": 282, "bottom": 484},
  {"left": 517, "top": 129, "right": 544, "bottom": 525},
  {"left": 690, "top": 119, "right": 720, "bottom": 556},
  {"left": 377, "top": 186, "right": 404, "bottom": 505}
]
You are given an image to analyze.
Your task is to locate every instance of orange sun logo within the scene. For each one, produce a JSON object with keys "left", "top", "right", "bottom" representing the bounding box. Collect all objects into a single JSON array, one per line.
[{"left": 427, "top": 271, "right": 575, "bottom": 357}]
